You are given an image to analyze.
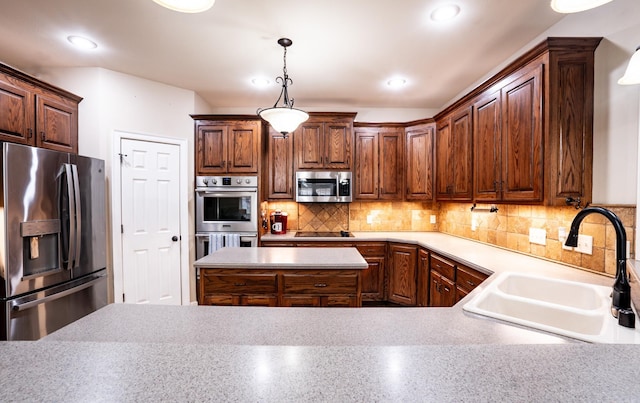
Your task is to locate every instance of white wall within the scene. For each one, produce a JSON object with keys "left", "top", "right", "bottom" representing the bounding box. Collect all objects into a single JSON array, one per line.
[{"left": 33, "top": 67, "right": 203, "bottom": 302}]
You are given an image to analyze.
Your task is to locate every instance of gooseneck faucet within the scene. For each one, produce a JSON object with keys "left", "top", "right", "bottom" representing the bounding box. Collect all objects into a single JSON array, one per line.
[{"left": 565, "top": 206, "right": 635, "bottom": 328}]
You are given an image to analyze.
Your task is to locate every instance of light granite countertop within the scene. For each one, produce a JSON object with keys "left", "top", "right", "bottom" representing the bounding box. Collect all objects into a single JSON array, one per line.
[
  {"left": 194, "top": 246, "right": 368, "bottom": 270},
  {"left": 2, "top": 232, "right": 640, "bottom": 401}
]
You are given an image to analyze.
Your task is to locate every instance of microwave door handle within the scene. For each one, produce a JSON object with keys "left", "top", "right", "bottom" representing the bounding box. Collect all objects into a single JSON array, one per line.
[{"left": 71, "top": 164, "right": 81, "bottom": 268}]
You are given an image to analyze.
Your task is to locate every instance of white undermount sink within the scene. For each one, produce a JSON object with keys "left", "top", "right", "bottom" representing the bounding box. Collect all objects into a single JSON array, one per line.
[{"left": 463, "top": 272, "right": 640, "bottom": 343}]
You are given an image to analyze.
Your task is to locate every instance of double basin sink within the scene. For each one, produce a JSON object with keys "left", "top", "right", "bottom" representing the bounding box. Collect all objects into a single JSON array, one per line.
[{"left": 463, "top": 272, "right": 640, "bottom": 343}]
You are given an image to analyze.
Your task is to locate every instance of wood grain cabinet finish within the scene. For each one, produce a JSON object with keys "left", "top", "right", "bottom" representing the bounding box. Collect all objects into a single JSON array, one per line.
[
  {"left": 193, "top": 116, "right": 260, "bottom": 175},
  {"left": 356, "top": 243, "right": 387, "bottom": 302},
  {"left": 294, "top": 113, "right": 356, "bottom": 170},
  {"left": 0, "top": 64, "right": 81, "bottom": 154},
  {"left": 387, "top": 243, "right": 417, "bottom": 306},
  {"left": 354, "top": 126, "right": 404, "bottom": 200},
  {"left": 416, "top": 248, "right": 430, "bottom": 307},
  {"left": 428, "top": 254, "right": 456, "bottom": 307},
  {"left": 435, "top": 107, "right": 473, "bottom": 201},
  {"left": 198, "top": 268, "right": 361, "bottom": 307},
  {"left": 265, "top": 126, "right": 294, "bottom": 199},
  {"left": 455, "top": 263, "right": 489, "bottom": 303},
  {"left": 405, "top": 123, "right": 435, "bottom": 201}
]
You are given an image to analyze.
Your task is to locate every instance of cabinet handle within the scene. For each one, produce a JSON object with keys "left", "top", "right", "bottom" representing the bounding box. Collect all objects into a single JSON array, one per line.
[
  {"left": 443, "top": 286, "right": 450, "bottom": 292},
  {"left": 233, "top": 282, "right": 247, "bottom": 287},
  {"left": 41, "top": 132, "right": 46, "bottom": 141},
  {"left": 466, "top": 280, "right": 476, "bottom": 286},
  {"left": 27, "top": 128, "right": 33, "bottom": 139},
  {"left": 313, "top": 283, "right": 328, "bottom": 288}
]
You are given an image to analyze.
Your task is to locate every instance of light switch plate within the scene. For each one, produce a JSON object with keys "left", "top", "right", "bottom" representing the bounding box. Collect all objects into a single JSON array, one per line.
[
  {"left": 430, "top": 215, "right": 437, "bottom": 224},
  {"left": 529, "top": 227, "right": 546, "bottom": 245},
  {"left": 558, "top": 227, "right": 573, "bottom": 251},
  {"left": 575, "top": 234, "right": 593, "bottom": 255}
]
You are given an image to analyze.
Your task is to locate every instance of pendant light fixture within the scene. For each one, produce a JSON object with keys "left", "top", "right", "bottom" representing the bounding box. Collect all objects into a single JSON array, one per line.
[
  {"left": 152, "top": 0, "right": 215, "bottom": 13},
  {"left": 550, "top": 0, "right": 612, "bottom": 13},
  {"left": 258, "top": 38, "right": 308, "bottom": 138},
  {"left": 618, "top": 46, "right": 640, "bottom": 85}
]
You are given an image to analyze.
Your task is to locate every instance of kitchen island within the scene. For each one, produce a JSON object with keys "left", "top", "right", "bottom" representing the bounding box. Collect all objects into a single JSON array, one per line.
[
  {"left": 2, "top": 233, "right": 640, "bottom": 401},
  {"left": 195, "top": 247, "right": 368, "bottom": 307}
]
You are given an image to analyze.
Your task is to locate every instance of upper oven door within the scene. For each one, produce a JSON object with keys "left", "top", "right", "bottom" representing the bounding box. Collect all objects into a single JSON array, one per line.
[{"left": 195, "top": 188, "right": 258, "bottom": 232}]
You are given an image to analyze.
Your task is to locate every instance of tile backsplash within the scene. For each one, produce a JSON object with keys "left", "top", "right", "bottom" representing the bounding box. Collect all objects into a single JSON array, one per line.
[{"left": 265, "top": 200, "right": 636, "bottom": 275}]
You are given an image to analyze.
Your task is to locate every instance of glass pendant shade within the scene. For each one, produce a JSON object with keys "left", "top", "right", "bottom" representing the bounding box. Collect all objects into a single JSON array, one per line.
[
  {"left": 259, "top": 107, "right": 309, "bottom": 135},
  {"left": 550, "top": 0, "right": 612, "bottom": 13},
  {"left": 618, "top": 47, "right": 640, "bottom": 85},
  {"left": 152, "top": 0, "right": 215, "bottom": 13}
]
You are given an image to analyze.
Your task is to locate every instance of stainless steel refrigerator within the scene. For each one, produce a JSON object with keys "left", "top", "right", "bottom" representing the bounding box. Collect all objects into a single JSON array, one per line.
[{"left": 0, "top": 142, "right": 107, "bottom": 340}]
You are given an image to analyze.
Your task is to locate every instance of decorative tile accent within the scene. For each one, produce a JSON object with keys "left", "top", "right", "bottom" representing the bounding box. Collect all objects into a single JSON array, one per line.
[{"left": 298, "top": 203, "right": 349, "bottom": 232}]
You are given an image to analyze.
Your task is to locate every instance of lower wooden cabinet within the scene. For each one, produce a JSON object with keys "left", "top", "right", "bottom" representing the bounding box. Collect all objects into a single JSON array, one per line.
[
  {"left": 417, "top": 248, "right": 430, "bottom": 307},
  {"left": 199, "top": 268, "right": 361, "bottom": 307},
  {"left": 429, "top": 254, "right": 456, "bottom": 307},
  {"left": 387, "top": 243, "right": 417, "bottom": 306},
  {"left": 355, "top": 243, "right": 386, "bottom": 301},
  {"left": 455, "top": 263, "right": 489, "bottom": 303}
]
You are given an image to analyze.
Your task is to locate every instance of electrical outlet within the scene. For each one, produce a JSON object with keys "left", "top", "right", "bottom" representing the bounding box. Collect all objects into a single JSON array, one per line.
[
  {"left": 575, "top": 234, "right": 593, "bottom": 255},
  {"left": 558, "top": 227, "right": 573, "bottom": 251},
  {"left": 471, "top": 214, "right": 478, "bottom": 231},
  {"left": 430, "top": 215, "right": 437, "bottom": 224},
  {"left": 366, "top": 215, "right": 373, "bottom": 224},
  {"left": 529, "top": 228, "right": 546, "bottom": 245}
]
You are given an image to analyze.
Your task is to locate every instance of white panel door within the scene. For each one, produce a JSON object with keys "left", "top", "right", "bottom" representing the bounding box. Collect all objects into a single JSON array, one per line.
[{"left": 120, "top": 138, "right": 182, "bottom": 305}]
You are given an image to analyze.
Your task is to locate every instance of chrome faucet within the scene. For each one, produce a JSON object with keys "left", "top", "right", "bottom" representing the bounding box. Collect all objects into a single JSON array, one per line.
[{"left": 565, "top": 206, "right": 635, "bottom": 328}]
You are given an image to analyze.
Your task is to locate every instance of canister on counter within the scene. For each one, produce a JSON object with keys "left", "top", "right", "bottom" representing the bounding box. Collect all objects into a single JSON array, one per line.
[{"left": 270, "top": 210, "right": 288, "bottom": 234}]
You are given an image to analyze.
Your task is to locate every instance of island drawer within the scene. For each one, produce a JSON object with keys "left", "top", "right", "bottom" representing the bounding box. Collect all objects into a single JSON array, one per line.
[
  {"left": 282, "top": 273, "right": 358, "bottom": 295},
  {"left": 430, "top": 254, "right": 455, "bottom": 280},
  {"left": 200, "top": 272, "right": 278, "bottom": 294},
  {"left": 355, "top": 243, "right": 386, "bottom": 257}
]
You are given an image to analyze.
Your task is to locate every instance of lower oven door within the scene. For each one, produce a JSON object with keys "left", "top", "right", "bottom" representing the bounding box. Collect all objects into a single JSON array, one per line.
[{"left": 195, "top": 232, "right": 258, "bottom": 260}]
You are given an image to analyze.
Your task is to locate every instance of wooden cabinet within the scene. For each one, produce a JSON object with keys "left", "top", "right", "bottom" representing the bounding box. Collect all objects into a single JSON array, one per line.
[
  {"left": 435, "top": 106, "right": 473, "bottom": 201},
  {"left": 193, "top": 116, "right": 260, "bottom": 175},
  {"left": 416, "top": 248, "right": 430, "bottom": 307},
  {"left": 0, "top": 64, "right": 80, "bottom": 154},
  {"left": 354, "top": 126, "right": 404, "bottom": 200},
  {"left": 405, "top": 122, "right": 435, "bottom": 201},
  {"left": 356, "top": 243, "right": 386, "bottom": 302},
  {"left": 387, "top": 243, "right": 417, "bottom": 306},
  {"left": 455, "top": 263, "right": 489, "bottom": 303},
  {"left": 199, "top": 268, "right": 361, "bottom": 307},
  {"left": 294, "top": 113, "right": 356, "bottom": 170},
  {"left": 439, "top": 37, "right": 601, "bottom": 206},
  {"left": 428, "top": 254, "right": 456, "bottom": 307},
  {"left": 265, "top": 126, "right": 294, "bottom": 199}
]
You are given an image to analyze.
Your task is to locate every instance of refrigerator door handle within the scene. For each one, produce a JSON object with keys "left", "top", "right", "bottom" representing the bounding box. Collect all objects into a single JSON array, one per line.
[
  {"left": 11, "top": 275, "right": 104, "bottom": 312},
  {"left": 71, "top": 164, "right": 82, "bottom": 268},
  {"left": 61, "top": 163, "right": 77, "bottom": 271}
]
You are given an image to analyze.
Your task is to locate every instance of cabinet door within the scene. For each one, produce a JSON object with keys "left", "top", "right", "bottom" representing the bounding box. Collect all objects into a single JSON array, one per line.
[
  {"left": 324, "top": 121, "right": 352, "bottom": 169},
  {"left": 429, "top": 271, "right": 443, "bottom": 307},
  {"left": 450, "top": 107, "right": 473, "bottom": 201},
  {"left": 501, "top": 64, "right": 543, "bottom": 202},
  {"left": 354, "top": 130, "right": 379, "bottom": 199},
  {"left": 405, "top": 124, "right": 434, "bottom": 201},
  {"left": 196, "top": 124, "right": 228, "bottom": 174},
  {"left": 440, "top": 275, "right": 456, "bottom": 307},
  {"left": 379, "top": 130, "right": 404, "bottom": 200},
  {"left": 416, "top": 248, "right": 429, "bottom": 307},
  {"left": 361, "top": 256, "right": 385, "bottom": 301},
  {"left": 266, "top": 128, "right": 294, "bottom": 199},
  {"left": 435, "top": 119, "right": 452, "bottom": 199},
  {"left": 473, "top": 91, "right": 502, "bottom": 202},
  {"left": 387, "top": 244, "right": 417, "bottom": 306},
  {"left": 227, "top": 122, "right": 259, "bottom": 173},
  {"left": 0, "top": 74, "right": 34, "bottom": 145},
  {"left": 36, "top": 94, "right": 78, "bottom": 154},
  {"left": 295, "top": 121, "right": 324, "bottom": 169}
]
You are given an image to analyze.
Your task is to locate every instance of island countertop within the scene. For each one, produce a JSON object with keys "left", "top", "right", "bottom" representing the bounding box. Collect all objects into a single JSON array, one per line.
[{"left": 194, "top": 246, "right": 368, "bottom": 270}]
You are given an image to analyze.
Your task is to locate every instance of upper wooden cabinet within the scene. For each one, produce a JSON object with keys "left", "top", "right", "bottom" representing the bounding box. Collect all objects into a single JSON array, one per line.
[
  {"left": 354, "top": 125, "right": 404, "bottom": 200},
  {"left": 294, "top": 112, "right": 356, "bottom": 170},
  {"left": 193, "top": 116, "right": 261, "bottom": 175},
  {"left": 265, "top": 125, "right": 294, "bottom": 199},
  {"left": 0, "top": 63, "right": 81, "bottom": 154},
  {"left": 435, "top": 106, "right": 473, "bottom": 201},
  {"left": 405, "top": 122, "right": 435, "bottom": 201},
  {"left": 438, "top": 37, "right": 601, "bottom": 206}
]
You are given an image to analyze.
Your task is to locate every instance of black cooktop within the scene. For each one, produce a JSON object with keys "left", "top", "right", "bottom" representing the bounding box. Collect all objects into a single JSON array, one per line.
[{"left": 294, "top": 231, "right": 354, "bottom": 238}]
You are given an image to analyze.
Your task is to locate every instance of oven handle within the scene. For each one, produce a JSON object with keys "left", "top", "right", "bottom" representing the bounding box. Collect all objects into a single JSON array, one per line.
[{"left": 195, "top": 188, "right": 257, "bottom": 194}]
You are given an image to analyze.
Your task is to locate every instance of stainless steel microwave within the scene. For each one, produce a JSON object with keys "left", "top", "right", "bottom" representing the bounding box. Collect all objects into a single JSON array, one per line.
[{"left": 296, "top": 171, "right": 352, "bottom": 203}]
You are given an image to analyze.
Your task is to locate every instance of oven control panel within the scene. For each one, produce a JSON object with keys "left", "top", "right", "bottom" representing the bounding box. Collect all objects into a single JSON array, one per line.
[{"left": 196, "top": 176, "right": 258, "bottom": 188}]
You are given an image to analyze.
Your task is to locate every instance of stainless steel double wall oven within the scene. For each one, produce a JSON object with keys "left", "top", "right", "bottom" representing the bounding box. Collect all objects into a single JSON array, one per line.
[{"left": 195, "top": 175, "right": 258, "bottom": 259}]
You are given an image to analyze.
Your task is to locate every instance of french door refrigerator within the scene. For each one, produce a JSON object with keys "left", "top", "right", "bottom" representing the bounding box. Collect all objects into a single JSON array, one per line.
[{"left": 0, "top": 142, "right": 107, "bottom": 340}]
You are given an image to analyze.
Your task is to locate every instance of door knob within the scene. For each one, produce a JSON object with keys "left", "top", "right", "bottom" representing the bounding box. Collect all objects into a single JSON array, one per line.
[{"left": 171, "top": 236, "right": 179, "bottom": 242}]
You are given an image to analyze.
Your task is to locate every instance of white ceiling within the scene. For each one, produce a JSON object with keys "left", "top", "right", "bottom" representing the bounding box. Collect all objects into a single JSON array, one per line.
[{"left": 0, "top": 0, "right": 566, "bottom": 112}]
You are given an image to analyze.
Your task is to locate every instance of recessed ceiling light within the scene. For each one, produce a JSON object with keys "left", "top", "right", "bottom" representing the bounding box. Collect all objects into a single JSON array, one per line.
[
  {"left": 430, "top": 4, "right": 461, "bottom": 21},
  {"left": 152, "top": 0, "right": 215, "bottom": 13},
  {"left": 387, "top": 78, "right": 407, "bottom": 88},
  {"left": 251, "top": 77, "right": 271, "bottom": 87},
  {"left": 67, "top": 35, "right": 98, "bottom": 50},
  {"left": 550, "top": 0, "right": 612, "bottom": 13}
]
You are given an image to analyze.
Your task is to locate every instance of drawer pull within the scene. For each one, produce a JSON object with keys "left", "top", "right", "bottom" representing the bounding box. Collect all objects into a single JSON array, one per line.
[
  {"left": 314, "top": 283, "right": 328, "bottom": 288},
  {"left": 466, "top": 280, "right": 476, "bottom": 286},
  {"left": 233, "top": 282, "right": 247, "bottom": 287}
]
